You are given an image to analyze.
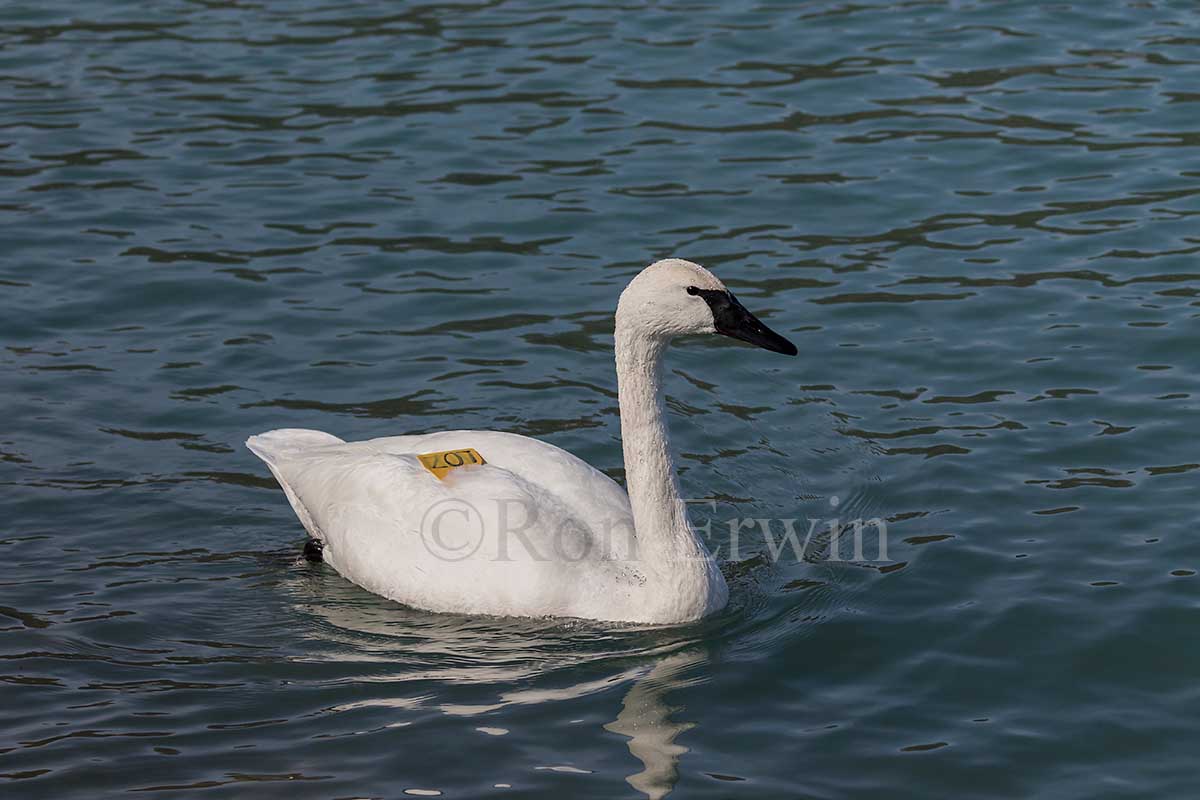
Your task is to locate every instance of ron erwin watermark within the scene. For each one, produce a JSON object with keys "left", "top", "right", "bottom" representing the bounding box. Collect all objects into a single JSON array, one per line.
[{"left": 418, "top": 494, "right": 889, "bottom": 565}]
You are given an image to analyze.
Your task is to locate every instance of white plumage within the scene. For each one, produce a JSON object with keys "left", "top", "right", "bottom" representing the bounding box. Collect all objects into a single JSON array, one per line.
[{"left": 248, "top": 258, "right": 796, "bottom": 624}]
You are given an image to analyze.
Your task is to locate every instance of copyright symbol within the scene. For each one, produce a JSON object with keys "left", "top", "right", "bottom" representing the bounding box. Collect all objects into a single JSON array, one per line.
[{"left": 420, "top": 497, "right": 485, "bottom": 562}]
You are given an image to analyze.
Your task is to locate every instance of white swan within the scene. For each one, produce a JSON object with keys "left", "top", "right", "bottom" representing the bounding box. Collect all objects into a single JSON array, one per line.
[{"left": 248, "top": 258, "right": 796, "bottom": 624}]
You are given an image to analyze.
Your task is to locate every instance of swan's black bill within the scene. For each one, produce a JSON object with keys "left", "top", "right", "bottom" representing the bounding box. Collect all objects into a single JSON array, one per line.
[{"left": 689, "top": 287, "right": 798, "bottom": 356}]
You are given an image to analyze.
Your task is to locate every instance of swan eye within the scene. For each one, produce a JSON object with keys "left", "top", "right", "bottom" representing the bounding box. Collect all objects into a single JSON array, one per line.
[{"left": 686, "top": 285, "right": 699, "bottom": 296}]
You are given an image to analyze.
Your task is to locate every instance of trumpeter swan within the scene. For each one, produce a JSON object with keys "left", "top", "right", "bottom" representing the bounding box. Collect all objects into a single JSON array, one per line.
[{"left": 248, "top": 258, "right": 796, "bottom": 624}]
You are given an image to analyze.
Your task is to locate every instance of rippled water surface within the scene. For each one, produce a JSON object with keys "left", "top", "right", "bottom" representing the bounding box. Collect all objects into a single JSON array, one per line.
[{"left": 4, "top": 1, "right": 1200, "bottom": 797}]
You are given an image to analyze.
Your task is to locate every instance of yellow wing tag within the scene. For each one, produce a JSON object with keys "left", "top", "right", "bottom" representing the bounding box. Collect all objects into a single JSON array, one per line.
[{"left": 417, "top": 448, "right": 486, "bottom": 480}]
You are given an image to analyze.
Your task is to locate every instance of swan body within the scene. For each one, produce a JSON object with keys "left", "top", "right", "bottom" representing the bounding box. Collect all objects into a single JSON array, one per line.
[
  {"left": 249, "top": 259, "right": 795, "bottom": 624},
  {"left": 247, "top": 428, "right": 711, "bottom": 623}
]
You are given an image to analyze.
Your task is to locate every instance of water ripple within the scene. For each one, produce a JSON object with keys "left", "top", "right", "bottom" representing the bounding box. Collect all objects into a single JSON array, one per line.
[{"left": 3, "top": 0, "right": 1200, "bottom": 797}]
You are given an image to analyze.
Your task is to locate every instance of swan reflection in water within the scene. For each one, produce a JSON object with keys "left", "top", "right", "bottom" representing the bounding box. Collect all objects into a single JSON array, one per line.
[
  {"left": 296, "top": 576, "right": 710, "bottom": 799},
  {"left": 604, "top": 650, "right": 706, "bottom": 800}
]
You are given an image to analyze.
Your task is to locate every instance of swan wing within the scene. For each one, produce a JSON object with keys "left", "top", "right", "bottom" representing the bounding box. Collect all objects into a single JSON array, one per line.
[{"left": 247, "top": 429, "right": 642, "bottom": 618}]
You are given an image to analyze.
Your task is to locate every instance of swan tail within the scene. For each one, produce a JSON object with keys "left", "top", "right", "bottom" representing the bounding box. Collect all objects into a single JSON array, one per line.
[
  {"left": 246, "top": 429, "right": 345, "bottom": 542},
  {"left": 246, "top": 428, "right": 345, "bottom": 463}
]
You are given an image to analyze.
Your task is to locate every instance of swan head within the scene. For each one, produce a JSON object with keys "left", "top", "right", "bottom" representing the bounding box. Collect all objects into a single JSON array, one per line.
[{"left": 616, "top": 258, "right": 797, "bottom": 356}]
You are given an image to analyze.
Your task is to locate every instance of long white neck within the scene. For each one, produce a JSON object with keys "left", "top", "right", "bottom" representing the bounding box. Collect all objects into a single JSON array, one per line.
[{"left": 614, "top": 324, "right": 726, "bottom": 618}]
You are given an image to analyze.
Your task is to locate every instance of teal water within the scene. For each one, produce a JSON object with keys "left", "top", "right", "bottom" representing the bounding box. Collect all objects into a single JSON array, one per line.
[{"left": 3, "top": 1, "right": 1199, "bottom": 797}]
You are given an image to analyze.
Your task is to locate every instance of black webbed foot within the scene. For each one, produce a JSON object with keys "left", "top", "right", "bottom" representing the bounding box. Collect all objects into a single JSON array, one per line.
[{"left": 303, "top": 539, "right": 324, "bottom": 563}]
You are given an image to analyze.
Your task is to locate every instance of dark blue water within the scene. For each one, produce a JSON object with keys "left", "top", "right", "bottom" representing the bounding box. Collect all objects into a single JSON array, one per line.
[{"left": 3, "top": 1, "right": 1199, "bottom": 797}]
